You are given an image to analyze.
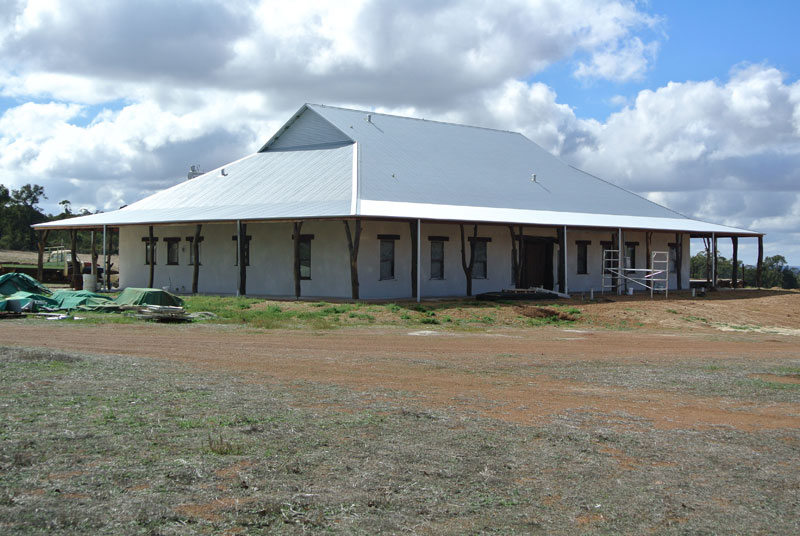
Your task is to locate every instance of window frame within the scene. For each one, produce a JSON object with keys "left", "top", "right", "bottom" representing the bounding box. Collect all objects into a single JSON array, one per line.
[
  {"left": 428, "top": 235, "right": 448, "bottom": 280},
  {"left": 625, "top": 241, "right": 639, "bottom": 270},
  {"left": 299, "top": 234, "right": 313, "bottom": 280},
  {"left": 468, "top": 237, "right": 491, "bottom": 280},
  {"left": 165, "top": 237, "right": 180, "bottom": 266},
  {"left": 378, "top": 234, "right": 399, "bottom": 281},
  {"left": 142, "top": 236, "right": 158, "bottom": 265},
  {"left": 576, "top": 240, "right": 591, "bottom": 275}
]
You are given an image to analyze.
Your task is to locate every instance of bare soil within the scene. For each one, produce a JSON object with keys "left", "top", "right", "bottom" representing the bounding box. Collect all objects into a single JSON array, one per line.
[
  {"left": 3, "top": 290, "right": 799, "bottom": 432},
  {"left": 2, "top": 291, "right": 799, "bottom": 534}
]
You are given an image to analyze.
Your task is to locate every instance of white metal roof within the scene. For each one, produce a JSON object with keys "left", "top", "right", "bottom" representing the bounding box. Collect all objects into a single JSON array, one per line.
[{"left": 36, "top": 103, "right": 760, "bottom": 236}]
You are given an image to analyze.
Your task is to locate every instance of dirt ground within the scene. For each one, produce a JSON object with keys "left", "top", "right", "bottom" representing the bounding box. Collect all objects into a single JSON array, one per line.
[
  {"left": 3, "top": 290, "right": 799, "bottom": 432},
  {"left": 2, "top": 291, "right": 799, "bottom": 534}
]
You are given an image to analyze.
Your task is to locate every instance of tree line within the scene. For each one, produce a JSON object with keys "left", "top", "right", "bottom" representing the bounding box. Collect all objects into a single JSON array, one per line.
[
  {"left": 0, "top": 183, "right": 117, "bottom": 254},
  {"left": 690, "top": 250, "right": 798, "bottom": 289}
]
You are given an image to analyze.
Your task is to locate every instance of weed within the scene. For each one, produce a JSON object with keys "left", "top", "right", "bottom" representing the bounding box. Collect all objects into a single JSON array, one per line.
[{"left": 206, "top": 432, "right": 243, "bottom": 455}]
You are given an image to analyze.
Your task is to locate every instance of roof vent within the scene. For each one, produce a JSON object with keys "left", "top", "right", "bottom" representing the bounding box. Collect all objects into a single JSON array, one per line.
[
  {"left": 366, "top": 114, "right": 372, "bottom": 123},
  {"left": 187, "top": 165, "right": 203, "bottom": 180}
]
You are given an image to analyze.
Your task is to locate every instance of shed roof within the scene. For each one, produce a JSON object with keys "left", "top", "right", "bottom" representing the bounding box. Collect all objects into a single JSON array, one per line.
[{"left": 35, "top": 103, "right": 759, "bottom": 236}]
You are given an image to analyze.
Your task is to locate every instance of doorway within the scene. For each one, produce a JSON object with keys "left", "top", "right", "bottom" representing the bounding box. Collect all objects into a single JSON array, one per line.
[{"left": 521, "top": 238, "right": 554, "bottom": 290}]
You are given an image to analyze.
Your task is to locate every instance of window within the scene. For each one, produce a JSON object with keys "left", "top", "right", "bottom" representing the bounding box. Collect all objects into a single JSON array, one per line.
[
  {"left": 428, "top": 236, "right": 448, "bottom": 280},
  {"left": 185, "top": 236, "right": 203, "bottom": 266},
  {"left": 231, "top": 235, "right": 251, "bottom": 266},
  {"left": 625, "top": 242, "right": 638, "bottom": 269},
  {"left": 379, "top": 237, "right": 396, "bottom": 280},
  {"left": 472, "top": 240, "right": 487, "bottom": 279},
  {"left": 576, "top": 241, "right": 590, "bottom": 275},
  {"left": 142, "top": 237, "right": 158, "bottom": 265},
  {"left": 299, "top": 235, "right": 312, "bottom": 279},
  {"left": 165, "top": 238, "right": 180, "bottom": 266}
]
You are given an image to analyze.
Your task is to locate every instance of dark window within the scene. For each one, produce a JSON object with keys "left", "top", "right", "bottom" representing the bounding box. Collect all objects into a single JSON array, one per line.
[
  {"left": 380, "top": 239, "right": 395, "bottom": 280},
  {"left": 185, "top": 236, "right": 203, "bottom": 266},
  {"left": 299, "top": 235, "right": 312, "bottom": 279},
  {"left": 576, "top": 241, "right": 590, "bottom": 274},
  {"left": 430, "top": 240, "right": 444, "bottom": 279},
  {"left": 165, "top": 238, "right": 180, "bottom": 265},
  {"left": 142, "top": 237, "right": 157, "bottom": 265},
  {"left": 232, "top": 235, "right": 251, "bottom": 266},
  {"left": 472, "top": 241, "right": 487, "bottom": 279},
  {"left": 625, "top": 243, "right": 637, "bottom": 269}
]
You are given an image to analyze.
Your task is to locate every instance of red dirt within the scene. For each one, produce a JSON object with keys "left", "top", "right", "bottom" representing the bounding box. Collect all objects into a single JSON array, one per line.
[{"left": 4, "top": 296, "right": 800, "bottom": 432}]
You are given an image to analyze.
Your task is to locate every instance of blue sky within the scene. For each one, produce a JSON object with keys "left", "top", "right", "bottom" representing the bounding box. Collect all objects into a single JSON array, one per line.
[
  {"left": 0, "top": 0, "right": 798, "bottom": 266},
  {"left": 539, "top": 1, "right": 800, "bottom": 121}
]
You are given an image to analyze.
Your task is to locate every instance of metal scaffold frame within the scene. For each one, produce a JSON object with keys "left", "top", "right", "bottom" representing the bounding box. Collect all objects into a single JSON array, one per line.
[{"left": 603, "top": 250, "right": 670, "bottom": 298}]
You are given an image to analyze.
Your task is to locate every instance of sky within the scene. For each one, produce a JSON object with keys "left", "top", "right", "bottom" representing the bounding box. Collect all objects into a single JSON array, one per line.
[{"left": 1, "top": 0, "right": 798, "bottom": 265}]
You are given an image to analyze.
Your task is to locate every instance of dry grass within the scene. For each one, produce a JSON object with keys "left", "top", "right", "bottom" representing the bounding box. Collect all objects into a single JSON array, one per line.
[{"left": 1, "top": 343, "right": 798, "bottom": 534}]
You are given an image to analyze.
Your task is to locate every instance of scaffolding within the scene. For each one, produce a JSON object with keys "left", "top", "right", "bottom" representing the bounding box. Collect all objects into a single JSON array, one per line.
[{"left": 603, "top": 250, "right": 670, "bottom": 298}]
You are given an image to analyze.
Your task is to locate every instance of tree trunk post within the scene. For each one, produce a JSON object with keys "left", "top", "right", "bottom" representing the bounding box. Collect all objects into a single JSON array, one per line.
[
  {"left": 192, "top": 224, "right": 202, "bottom": 294},
  {"left": 731, "top": 236, "right": 739, "bottom": 289},
  {"left": 509, "top": 226, "right": 519, "bottom": 288},
  {"left": 90, "top": 230, "right": 98, "bottom": 276},
  {"left": 756, "top": 235, "right": 763, "bottom": 288},
  {"left": 71, "top": 229, "right": 81, "bottom": 289},
  {"left": 409, "top": 220, "right": 418, "bottom": 299},
  {"left": 148, "top": 225, "right": 155, "bottom": 288},
  {"left": 517, "top": 226, "right": 525, "bottom": 288},
  {"left": 460, "top": 224, "right": 478, "bottom": 297},
  {"left": 675, "top": 233, "right": 683, "bottom": 291},
  {"left": 557, "top": 226, "right": 566, "bottom": 294},
  {"left": 105, "top": 228, "right": 112, "bottom": 291},
  {"left": 293, "top": 221, "right": 302, "bottom": 299},
  {"left": 712, "top": 233, "right": 718, "bottom": 288},
  {"left": 36, "top": 229, "right": 49, "bottom": 282},
  {"left": 238, "top": 221, "right": 247, "bottom": 296},
  {"left": 645, "top": 231, "right": 652, "bottom": 270},
  {"left": 343, "top": 220, "right": 361, "bottom": 299}
]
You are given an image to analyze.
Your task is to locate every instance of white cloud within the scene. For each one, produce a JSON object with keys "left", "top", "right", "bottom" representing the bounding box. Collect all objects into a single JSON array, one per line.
[
  {"left": 574, "top": 37, "right": 659, "bottom": 82},
  {"left": 0, "top": 1, "right": 798, "bottom": 263}
]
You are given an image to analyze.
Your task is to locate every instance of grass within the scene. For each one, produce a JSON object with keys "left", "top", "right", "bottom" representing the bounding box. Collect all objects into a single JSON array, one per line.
[{"left": 1, "top": 345, "right": 798, "bottom": 534}]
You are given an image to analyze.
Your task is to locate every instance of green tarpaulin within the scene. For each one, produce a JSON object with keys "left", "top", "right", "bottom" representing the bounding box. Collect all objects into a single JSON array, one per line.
[
  {"left": 0, "top": 291, "right": 60, "bottom": 312},
  {"left": 51, "top": 290, "right": 116, "bottom": 311},
  {"left": 0, "top": 273, "right": 52, "bottom": 297},
  {"left": 114, "top": 288, "right": 184, "bottom": 307}
]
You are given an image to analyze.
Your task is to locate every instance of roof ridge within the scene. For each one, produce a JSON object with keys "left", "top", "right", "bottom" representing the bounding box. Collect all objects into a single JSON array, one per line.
[{"left": 306, "top": 103, "right": 523, "bottom": 137}]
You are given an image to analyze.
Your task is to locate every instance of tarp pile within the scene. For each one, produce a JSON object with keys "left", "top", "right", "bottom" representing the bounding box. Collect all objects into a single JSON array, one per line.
[{"left": 0, "top": 273, "right": 184, "bottom": 315}]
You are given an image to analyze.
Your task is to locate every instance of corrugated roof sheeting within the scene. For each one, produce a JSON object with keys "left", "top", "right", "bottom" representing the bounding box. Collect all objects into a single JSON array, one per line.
[
  {"left": 309, "top": 104, "right": 687, "bottom": 220},
  {"left": 36, "top": 103, "right": 760, "bottom": 237},
  {"left": 37, "top": 143, "right": 354, "bottom": 228}
]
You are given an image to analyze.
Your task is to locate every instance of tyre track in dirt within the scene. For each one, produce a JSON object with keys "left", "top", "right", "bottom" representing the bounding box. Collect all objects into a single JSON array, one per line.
[{"left": 3, "top": 323, "right": 799, "bottom": 431}]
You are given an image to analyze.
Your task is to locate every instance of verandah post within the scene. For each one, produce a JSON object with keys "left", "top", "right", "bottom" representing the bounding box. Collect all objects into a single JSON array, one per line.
[
  {"left": 293, "top": 221, "right": 303, "bottom": 299},
  {"left": 756, "top": 235, "right": 763, "bottom": 287},
  {"left": 460, "top": 224, "right": 478, "bottom": 297},
  {"left": 731, "top": 236, "right": 738, "bottom": 289},
  {"left": 192, "top": 224, "right": 202, "bottom": 294},
  {"left": 238, "top": 221, "right": 247, "bottom": 296},
  {"left": 343, "top": 219, "right": 361, "bottom": 299},
  {"left": 148, "top": 225, "right": 155, "bottom": 288},
  {"left": 36, "top": 229, "right": 49, "bottom": 283},
  {"left": 409, "top": 220, "right": 418, "bottom": 300}
]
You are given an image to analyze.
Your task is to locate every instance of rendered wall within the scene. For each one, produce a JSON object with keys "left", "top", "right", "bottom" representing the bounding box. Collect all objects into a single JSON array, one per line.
[{"left": 119, "top": 222, "right": 691, "bottom": 298}]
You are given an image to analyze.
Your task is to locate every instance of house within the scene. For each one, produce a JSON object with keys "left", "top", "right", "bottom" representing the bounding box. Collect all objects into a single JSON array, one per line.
[{"left": 34, "top": 103, "right": 762, "bottom": 299}]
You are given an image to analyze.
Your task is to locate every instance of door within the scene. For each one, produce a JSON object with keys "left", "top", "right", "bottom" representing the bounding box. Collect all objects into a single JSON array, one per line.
[{"left": 521, "top": 239, "right": 554, "bottom": 290}]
